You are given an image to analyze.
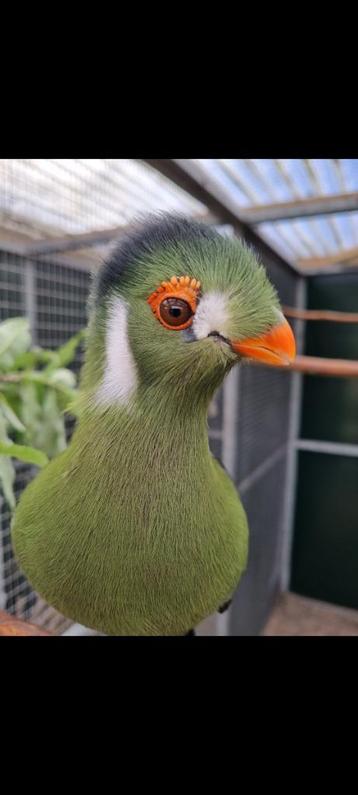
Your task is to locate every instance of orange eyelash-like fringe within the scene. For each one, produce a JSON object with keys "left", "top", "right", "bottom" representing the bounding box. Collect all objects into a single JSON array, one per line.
[{"left": 147, "top": 276, "right": 201, "bottom": 319}]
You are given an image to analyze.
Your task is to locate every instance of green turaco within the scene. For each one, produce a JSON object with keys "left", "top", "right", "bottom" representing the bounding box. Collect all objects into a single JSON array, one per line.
[{"left": 12, "top": 215, "right": 295, "bottom": 636}]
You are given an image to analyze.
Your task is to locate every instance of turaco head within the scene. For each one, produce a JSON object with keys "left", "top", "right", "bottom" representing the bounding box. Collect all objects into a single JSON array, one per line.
[{"left": 81, "top": 214, "right": 296, "bottom": 415}]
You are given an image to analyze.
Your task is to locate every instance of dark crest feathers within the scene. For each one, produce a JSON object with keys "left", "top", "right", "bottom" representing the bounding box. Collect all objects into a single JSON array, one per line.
[{"left": 92, "top": 213, "right": 219, "bottom": 305}]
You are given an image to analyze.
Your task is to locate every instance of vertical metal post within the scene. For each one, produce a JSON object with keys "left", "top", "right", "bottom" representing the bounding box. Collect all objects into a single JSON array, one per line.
[
  {"left": 222, "top": 367, "right": 241, "bottom": 475},
  {"left": 216, "top": 367, "right": 241, "bottom": 635},
  {"left": 24, "top": 260, "right": 37, "bottom": 343},
  {"left": 195, "top": 367, "right": 241, "bottom": 636},
  {"left": 0, "top": 497, "right": 6, "bottom": 609},
  {"left": 279, "top": 277, "right": 307, "bottom": 590}
]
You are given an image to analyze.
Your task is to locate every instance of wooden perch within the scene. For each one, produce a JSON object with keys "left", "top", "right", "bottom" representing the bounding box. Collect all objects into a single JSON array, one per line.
[
  {"left": 0, "top": 609, "right": 51, "bottom": 636},
  {"left": 280, "top": 308, "right": 358, "bottom": 376},
  {"left": 283, "top": 306, "right": 358, "bottom": 323},
  {"left": 287, "top": 355, "right": 358, "bottom": 377}
]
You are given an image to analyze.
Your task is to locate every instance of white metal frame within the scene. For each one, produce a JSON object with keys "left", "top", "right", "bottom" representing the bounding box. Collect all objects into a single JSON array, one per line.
[{"left": 279, "top": 277, "right": 306, "bottom": 590}]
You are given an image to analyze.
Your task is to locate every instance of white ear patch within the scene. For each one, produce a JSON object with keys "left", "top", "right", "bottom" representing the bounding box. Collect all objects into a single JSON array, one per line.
[
  {"left": 96, "top": 296, "right": 138, "bottom": 407},
  {"left": 274, "top": 308, "right": 286, "bottom": 325},
  {"left": 192, "top": 292, "right": 230, "bottom": 340}
]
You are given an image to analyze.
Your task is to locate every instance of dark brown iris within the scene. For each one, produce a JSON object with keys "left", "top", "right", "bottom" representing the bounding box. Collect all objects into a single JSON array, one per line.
[{"left": 159, "top": 298, "right": 193, "bottom": 328}]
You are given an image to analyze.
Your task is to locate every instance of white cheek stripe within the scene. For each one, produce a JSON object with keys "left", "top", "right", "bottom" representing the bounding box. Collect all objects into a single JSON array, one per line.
[
  {"left": 96, "top": 296, "right": 138, "bottom": 407},
  {"left": 192, "top": 292, "right": 230, "bottom": 340}
]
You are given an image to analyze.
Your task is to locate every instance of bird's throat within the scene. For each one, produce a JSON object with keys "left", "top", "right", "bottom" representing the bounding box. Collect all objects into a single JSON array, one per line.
[{"left": 73, "top": 388, "right": 215, "bottom": 498}]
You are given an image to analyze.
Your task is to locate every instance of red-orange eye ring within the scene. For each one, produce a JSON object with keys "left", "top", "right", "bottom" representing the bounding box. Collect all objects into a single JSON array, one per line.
[{"left": 147, "top": 276, "right": 201, "bottom": 331}]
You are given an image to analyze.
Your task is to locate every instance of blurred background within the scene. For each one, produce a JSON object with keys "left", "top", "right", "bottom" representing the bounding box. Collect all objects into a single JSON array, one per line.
[{"left": 0, "top": 158, "right": 358, "bottom": 636}]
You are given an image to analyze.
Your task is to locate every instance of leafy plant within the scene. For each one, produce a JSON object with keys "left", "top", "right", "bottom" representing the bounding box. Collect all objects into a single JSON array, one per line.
[{"left": 0, "top": 317, "right": 85, "bottom": 511}]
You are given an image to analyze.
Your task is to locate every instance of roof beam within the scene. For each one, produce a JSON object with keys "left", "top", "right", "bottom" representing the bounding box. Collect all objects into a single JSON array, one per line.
[
  {"left": 23, "top": 224, "right": 130, "bottom": 256},
  {"left": 236, "top": 192, "right": 358, "bottom": 224},
  {"left": 22, "top": 211, "right": 215, "bottom": 257},
  {"left": 298, "top": 245, "right": 358, "bottom": 269},
  {"left": 142, "top": 159, "right": 297, "bottom": 271}
]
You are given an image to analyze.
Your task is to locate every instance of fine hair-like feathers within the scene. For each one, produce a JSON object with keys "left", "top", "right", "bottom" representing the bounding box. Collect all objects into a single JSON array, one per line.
[
  {"left": 11, "top": 213, "right": 283, "bottom": 635},
  {"left": 93, "top": 214, "right": 218, "bottom": 305}
]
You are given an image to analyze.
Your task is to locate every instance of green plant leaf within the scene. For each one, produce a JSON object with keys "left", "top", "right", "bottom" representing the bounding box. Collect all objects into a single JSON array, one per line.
[
  {"left": 47, "top": 368, "right": 77, "bottom": 389},
  {"left": 0, "top": 318, "right": 31, "bottom": 371},
  {"left": 57, "top": 329, "right": 85, "bottom": 367},
  {"left": 62, "top": 391, "right": 81, "bottom": 417},
  {"left": 0, "top": 456, "right": 16, "bottom": 509},
  {"left": 0, "top": 442, "right": 49, "bottom": 467},
  {"left": 18, "top": 382, "right": 42, "bottom": 436},
  {"left": 44, "top": 329, "right": 85, "bottom": 373},
  {"left": 22, "top": 371, "right": 75, "bottom": 395},
  {"left": 12, "top": 348, "right": 58, "bottom": 370},
  {"left": 40, "top": 390, "right": 67, "bottom": 457},
  {"left": 0, "top": 320, "right": 82, "bottom": 470},
  {"left": 0, "top": 411, "right": 11, "bottom": 443},
  {"left": 0, "top": 393, "right": 26, "bottom": 432}
]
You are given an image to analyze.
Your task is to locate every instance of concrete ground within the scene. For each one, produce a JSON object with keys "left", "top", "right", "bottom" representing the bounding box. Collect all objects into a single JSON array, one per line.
[
  {"left": 262, "top": 592, "right": 358, "bottom": 636},
  {"left": 3, "top": 592, "right": 358, "bottom": 636}
]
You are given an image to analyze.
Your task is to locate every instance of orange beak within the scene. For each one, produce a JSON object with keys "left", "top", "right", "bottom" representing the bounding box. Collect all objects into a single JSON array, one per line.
[{"left": 231, "top": 316, "right": 296, "bottom": 366}]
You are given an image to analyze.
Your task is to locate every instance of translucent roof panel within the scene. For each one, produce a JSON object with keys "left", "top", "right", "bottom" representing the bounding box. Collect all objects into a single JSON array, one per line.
[
  {"left": 0, "top": 159, "right": 206, "bottom": 240},
  {"left": 191, "top": 159, "right": 358, "bottom": 265},
  {"left": 1, "top": 159, "right": 357, "bottom": 270}
]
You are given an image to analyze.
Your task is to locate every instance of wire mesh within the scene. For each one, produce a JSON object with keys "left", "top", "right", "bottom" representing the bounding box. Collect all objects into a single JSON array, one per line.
[
  {"left": 229, "top": 453, "right": 289, "bottom": 635},
  {"left": 0, "top": 251, "right": 90, "bottom": 633},
  {"left": 0, "top": 159, "right": 206, "bottom": 240}
]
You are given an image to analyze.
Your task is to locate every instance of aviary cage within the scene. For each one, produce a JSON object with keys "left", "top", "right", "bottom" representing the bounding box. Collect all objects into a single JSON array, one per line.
[{"left": 2, "top": 159, "right": 356, "bottom": 636}]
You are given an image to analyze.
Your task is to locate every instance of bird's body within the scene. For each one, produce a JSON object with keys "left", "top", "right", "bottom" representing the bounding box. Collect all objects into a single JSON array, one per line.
[
  {"left": 13, "top": 404, "right": 247, "bottom": 635},
  {"left": 12, "top": 215, "right": 295, "bottom": 635}
]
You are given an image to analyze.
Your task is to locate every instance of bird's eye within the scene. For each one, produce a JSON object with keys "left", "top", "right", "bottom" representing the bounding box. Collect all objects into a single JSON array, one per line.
[
  {"left": 147, "top": 275, "right": 201, "bottom": 331},
  {"left": 159, "top": 298, "right": 193, "bottom": 328}
]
